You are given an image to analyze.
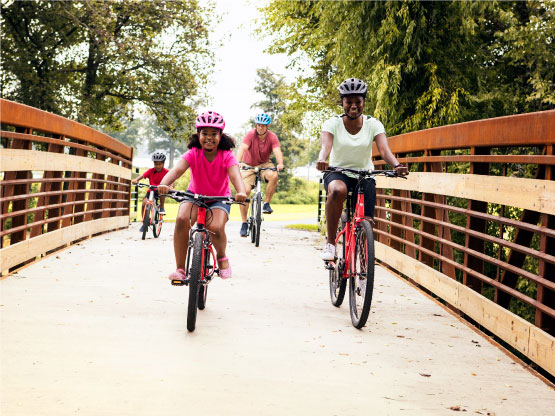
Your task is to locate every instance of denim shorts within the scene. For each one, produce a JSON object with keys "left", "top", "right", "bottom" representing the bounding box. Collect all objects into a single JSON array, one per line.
[
  {"left": 323, "top": 171, "right": 376, "bottom": 218},
  {"left": 180, "top": 199, "right": 231, "bottom": 218}
]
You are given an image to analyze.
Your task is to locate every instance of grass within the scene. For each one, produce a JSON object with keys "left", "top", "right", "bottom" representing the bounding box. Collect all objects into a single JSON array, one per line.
[
  {"left": 285, "top": 224, "right": 318, "bottom": 231},
  {"left": 136, "top": 203, "right": 318, "bottom": 223}
]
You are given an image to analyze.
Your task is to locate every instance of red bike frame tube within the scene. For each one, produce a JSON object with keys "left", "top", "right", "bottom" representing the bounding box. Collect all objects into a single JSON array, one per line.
[
  {"left": 197, "top": 206, "right": 206, "bottom": 226},
  {"left": 354, "top": 191, "right": 365, "bottom": 221}
]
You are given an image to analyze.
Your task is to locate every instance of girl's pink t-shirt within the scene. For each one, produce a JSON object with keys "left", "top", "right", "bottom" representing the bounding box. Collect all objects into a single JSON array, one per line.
[{"left": 183, "top": 147, "right": 238, "bottom": 196}]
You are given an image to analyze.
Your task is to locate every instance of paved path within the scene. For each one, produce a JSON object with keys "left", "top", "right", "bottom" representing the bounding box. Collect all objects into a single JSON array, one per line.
[{"left": 1, "top": 222, "right": 554, "bottom": 415}]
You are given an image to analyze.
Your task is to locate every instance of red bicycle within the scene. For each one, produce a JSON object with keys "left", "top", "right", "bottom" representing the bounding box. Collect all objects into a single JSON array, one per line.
[
  {"left": 163, "top": 190, "right": 248, "bottom": 332},
  {"left": 323, "top": 166, "right": 407, "bottom": 328},
  {"left": 137, "top": 183, "right": 163, "bottom": 240}
]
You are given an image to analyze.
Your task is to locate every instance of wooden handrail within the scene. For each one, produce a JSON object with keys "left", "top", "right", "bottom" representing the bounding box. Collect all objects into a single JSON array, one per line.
[{"left": 1, "top": 99, "right": 133, "bottom": 276}]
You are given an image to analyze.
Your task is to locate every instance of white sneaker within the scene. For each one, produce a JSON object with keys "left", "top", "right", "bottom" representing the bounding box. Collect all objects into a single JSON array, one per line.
[{"left": 321, "top": 243, "right": 336, "bottom": 261}]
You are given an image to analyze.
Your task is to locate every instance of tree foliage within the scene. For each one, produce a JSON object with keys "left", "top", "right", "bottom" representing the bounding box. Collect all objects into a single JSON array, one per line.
[
  {"left": 260, "top": 1, "right": 555, "bottom": 136},
  {"left": 1, "top": 0, "right": 213, "bottom": 137}
]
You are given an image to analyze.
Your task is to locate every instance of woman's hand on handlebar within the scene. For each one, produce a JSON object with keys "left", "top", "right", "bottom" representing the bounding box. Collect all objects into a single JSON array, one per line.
[
  {"left": 316, "top": 160, "right": 329, "bottom": 171},
  {"left": 394, "top": 164, "right": 409, "bottom": 176},
  {"left": 234, "top": 192, "right": 247, "bottom": 203},
  {"left": 157, "top": 184, "right": 171, "bottom": 194}
]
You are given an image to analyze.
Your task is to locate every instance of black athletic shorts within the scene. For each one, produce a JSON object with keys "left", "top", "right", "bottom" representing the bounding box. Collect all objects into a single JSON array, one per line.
[{"left": 323, "top": 171, "right": 376, "bottom": 218}]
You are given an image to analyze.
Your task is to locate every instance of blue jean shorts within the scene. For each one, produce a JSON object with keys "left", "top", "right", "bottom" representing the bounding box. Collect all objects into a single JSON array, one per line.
[{"left": 180, "top": 199, "right": 231, "bottom": 219}]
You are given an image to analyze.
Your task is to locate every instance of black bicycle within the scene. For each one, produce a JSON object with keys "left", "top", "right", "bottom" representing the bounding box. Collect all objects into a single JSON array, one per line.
[
  {"left": 163, "top": 190, "right": 248, "bottom": 332},
  {"left": 137, "top": 183, "right": 164, "bottom": 240},
  {"left": 241, "top": 166, "right": 277, "bottom": 247},
  {"left": 323, "top": 166, "right": 407, "bottom": 328}
]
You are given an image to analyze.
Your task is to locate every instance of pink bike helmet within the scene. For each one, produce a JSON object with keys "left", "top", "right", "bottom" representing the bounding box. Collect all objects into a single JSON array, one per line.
[{"left": 195, "top": 111, "right": 225, "bottom": 131}]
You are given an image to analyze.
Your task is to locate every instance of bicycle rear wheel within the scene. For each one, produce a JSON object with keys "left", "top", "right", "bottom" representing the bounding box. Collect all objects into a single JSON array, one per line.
[
  {"left": 152, "top": 209, "right": 163, "bottom": 238},
  {"left": 142, "top": 205, "right": 151, "bottom": 240},
  {"left": 330, "top": 213, "right": 347, "bottom": 307},
  {"left": 349, "top": 219, "right": 375, "bottom": 329},
  {"left": 254, "top": 192, "right": 262, "bottom": 247},
  {"left": 187, "top": 232, "right": 204, "bottom": 332}
]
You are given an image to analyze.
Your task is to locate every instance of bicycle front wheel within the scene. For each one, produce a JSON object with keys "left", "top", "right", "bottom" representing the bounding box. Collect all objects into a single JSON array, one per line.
[
  {"left": 254, "top": 192, "right": 262, "bottom": 247},
  {"left": 187, "top": 232, "right": 204, "bottom": 332},
  {"left": 349, "top": 220, "right": 375, "bottom": 329},
  {"left": 197, "top": 248, "right": 210, "bottom": 310},
  {"left": 330, "top": 213, "right": 347, "bottom": 307},
  {"left": 249, "top": 198, "right": 256, "bottom": 244},
  {"left": 142, "top": 205, "right": 151, "bottom": 240},
  {"left": 152, "top": 209, "right": 163, "bottom": 238}
]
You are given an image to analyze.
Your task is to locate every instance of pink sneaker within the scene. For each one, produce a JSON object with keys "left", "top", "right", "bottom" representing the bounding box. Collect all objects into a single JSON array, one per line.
[
  {"left": 217, "top": 257, "right": 232, "bottom": 279},
  {"left": 169, "top": 268, "right": 187, "bottom": 285}
]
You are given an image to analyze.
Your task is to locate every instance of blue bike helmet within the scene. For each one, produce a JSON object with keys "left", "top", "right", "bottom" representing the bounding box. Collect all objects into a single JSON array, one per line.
[{"left": 254, "top": 113, "right": 271, "bottom": 125}]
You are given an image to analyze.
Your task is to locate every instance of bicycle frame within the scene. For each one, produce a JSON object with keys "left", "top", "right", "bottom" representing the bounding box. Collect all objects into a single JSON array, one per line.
[
  {"left": 184, "top": 205, "right": 218, "bottom": 284},
  {"left": 330, "top": 190, "right": 366, "bottom": 278},
  {"left": 245, "top": 167, "right": 274, "bottom": 205}
]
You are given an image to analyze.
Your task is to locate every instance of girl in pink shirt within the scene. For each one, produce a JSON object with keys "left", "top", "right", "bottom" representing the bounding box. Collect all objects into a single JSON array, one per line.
[{"left": 158, "top": 111, "right": 246, "bottom": 281}]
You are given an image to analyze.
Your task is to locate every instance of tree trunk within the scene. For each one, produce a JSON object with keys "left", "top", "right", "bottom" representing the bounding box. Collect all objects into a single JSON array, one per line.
[{"left": 169, "top": 140, "right": 175, "bottom": 169}]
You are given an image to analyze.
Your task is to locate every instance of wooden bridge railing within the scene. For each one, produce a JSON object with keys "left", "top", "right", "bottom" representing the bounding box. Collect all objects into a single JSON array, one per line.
[
  {"left": 0, "top": 99, "right": 133, "bottom": 276},
  {"left": 369, "top": 110, "right": 554, "bottom": 376}
]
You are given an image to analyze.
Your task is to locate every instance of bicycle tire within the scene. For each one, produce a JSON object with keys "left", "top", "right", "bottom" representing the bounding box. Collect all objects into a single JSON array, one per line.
[
  {"left": 152, "top": 209, "right": 162, "bottom": 238},
  {"left": 197, "top": 248, "right": 210, "bottom": 310},
  {"left": 330, "top": 213, "right": 347, "bottom": 307},
  {"left": 249, "top": 197, "right": 256, "bottom": 244},
  {"left": 142, "top": 205, "right": 151, "bottom": 240},
  {"left": 254, "top": 192, "right": 262, "bottom": 247},
  {"left": 187, "top": 232, "right": 204, "bottom": 332},
  {"left": 349, "top": 220, "right": 375, "bottom": 329}
]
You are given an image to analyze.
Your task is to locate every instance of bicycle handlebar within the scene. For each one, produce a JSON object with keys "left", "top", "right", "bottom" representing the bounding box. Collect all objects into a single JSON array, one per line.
[
  {"left": 136, "top": 182, "right": 159, "bottom": 189},
  {"left": 161, "top": 190, "right": 249, "bottom": 204},
  {"left": 323, "top": 166, "right": 408, "bottom": 178},
  {"left": 241, "top": 166, "right": 278, "bottom": 172}
]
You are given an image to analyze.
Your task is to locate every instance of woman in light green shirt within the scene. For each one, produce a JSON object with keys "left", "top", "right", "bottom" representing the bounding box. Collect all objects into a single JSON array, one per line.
[{"left": 316, "top": 78, "right": 407, "bottom": 261}]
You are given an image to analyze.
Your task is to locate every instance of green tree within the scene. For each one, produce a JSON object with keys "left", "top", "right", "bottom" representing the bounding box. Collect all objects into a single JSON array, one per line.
[
  {"left": 143, "top": 116, "right": 188, "bottom": 169},
  {"left": 1, "top": 0, "right": 213, "bottom": 136},
  {"left": 105, "top": 118, "right": 144, "bottom": 150},
  {"left": 260, "top": 1, "right": 555, "bottom": 135}
]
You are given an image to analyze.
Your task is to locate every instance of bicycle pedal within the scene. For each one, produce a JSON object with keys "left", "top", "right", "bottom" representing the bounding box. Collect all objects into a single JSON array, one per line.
[
  {"left": 171, "top": 279, "right": 188, "bottom": 286},
  {"left": 324, "top": 261, "right": 335, "bottom": 270}
]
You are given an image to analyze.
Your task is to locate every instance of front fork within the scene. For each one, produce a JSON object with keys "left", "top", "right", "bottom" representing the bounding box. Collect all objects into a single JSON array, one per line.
[
  {"left": 185, "top": 227, "right": 217, "bottom": 284},
  {"left": 142, "top": 190, "right": 156, "bottom": 224},
  {"left": 247, "top": 175, "right": 263, "bottom": 233}
]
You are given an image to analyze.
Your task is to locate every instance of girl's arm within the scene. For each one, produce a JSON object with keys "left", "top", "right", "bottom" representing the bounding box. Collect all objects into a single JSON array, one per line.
[
  {"left": 158, "top": 158, "right": 189, "bottom": 194},
  {"left": 316, "top": 131, "right": 333, "bottom": 171},
  {"left": 228, "top": 164, "right": 247, "bottom": 202}
]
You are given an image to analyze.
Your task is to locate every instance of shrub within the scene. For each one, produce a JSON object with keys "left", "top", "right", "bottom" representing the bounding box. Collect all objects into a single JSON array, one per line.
[{"left": 272, "top": 177, "right": 319, "bottom": 204}]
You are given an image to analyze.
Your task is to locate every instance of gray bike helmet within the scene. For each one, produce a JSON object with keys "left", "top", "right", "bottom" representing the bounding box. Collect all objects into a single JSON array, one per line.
[
  {"left": 151, "top": 152, "right": 166, "bottom": 162},
  {"left": 338, "top": 78, "right": 368, "bottom": 97}
]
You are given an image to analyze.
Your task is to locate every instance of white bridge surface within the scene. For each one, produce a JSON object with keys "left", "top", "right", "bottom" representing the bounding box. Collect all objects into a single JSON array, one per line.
[{"left": 1, "top": 222, "right": 554, "bottom": 415}]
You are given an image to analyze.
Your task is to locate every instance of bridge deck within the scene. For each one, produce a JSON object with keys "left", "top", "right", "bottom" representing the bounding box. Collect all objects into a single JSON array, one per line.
[{"left": 1, "top": 222, "right": 553, "bottom": 415}]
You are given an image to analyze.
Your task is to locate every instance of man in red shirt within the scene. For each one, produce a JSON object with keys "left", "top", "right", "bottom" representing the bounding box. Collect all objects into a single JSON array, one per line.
[
  {"left": 132, "top": 152, "right": 169, "bottom": 231},
  {"left": 236, "top": 113, "right": 284, "bottom": 237}
]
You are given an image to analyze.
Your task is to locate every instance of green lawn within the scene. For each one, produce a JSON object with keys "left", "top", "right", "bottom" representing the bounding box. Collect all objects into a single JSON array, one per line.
[{"left": 144, "top": 203, "right": 318, "bottom": 223}]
